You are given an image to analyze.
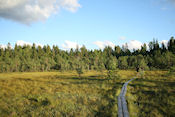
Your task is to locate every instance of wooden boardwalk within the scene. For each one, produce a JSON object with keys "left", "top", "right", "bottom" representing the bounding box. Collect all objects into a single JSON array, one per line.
[{"left": 118, "top": 78, "right": 135, "bottom": 117}]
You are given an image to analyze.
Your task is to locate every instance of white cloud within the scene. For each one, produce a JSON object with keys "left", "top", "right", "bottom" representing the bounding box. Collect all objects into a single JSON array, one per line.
[
  {"left": 59, "top": 0, "right": 81, "bottom": 12},
  {"left": 125, "top": 40, "right": 169, "bottom": 50},
  {"left": 0, "top": 44, "right": 7, "bottom": 49},
  {"left": 62, "top": 40, "right": 81, "bottom": 50},
  {"left": 126, "top": 40, "right": 143, "bottom": 50},
  {"left": 16, "top": 40, "right": 32, "bottom": 46},
  {"left": 159, "top": 40, "right": 168, "bottom": 46},
  {"left": 16, "top": 40, "right": 43, "bottom": 47},
  {"left": 0, "top": 43, "right": 13, "bottom": 49},
  {"left": 0, "top": 0, "right": 81, "bottom": 24},
  {"left": 119, "top": 36, "right": 126, "bottom": 40},
  {"left": 94, "top": 41, "right": 115, "bottom": 49}
]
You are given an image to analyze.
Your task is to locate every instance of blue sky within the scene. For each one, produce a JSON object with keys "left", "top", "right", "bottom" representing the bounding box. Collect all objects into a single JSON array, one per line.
[{"left": 0, "top": 0, "right": 175, "bottom": 50}]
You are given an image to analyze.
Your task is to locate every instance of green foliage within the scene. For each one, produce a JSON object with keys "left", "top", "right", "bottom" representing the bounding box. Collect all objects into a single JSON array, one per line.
[
  {"left": 76, "top": 67, "right": 83, "bottom": 77},
  {"left": 0, "top": 36, "right": 175, "bottom": 72},
  {"left": 118, "top": 56, "right": 128, "bottom": 69},
  {"left": 168, "top": 36, "right": 175, "bottom": 53},
  {"left": 96, "top": 57, "right": 105, "bottom": 72},
  {"left": 106, "top": 56, "right": 118, "bottom": 70},
  {"left": 167, "top": 66, "right": 175, "bottom": 76},
  {"left": 136, "top": 55, "right": 149, "bottom": 70},
  {"left": 139, "top": 68, "right": 145, "bottom": 78},
  {"left": 170, "top": 66, "right": 175, "bottom": 72},
  {"left": 107, "top": 69, "right": 120, "bottom": 82}
]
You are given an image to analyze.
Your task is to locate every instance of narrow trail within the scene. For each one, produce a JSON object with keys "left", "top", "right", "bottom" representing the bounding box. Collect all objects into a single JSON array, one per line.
[{"left": 118, "top": 78, "right": 135, "bottom": 117}]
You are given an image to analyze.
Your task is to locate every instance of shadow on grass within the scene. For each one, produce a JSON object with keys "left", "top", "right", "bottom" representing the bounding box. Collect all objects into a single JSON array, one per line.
[
  {"left": 14, "top": 75, "right": 110, "bottom": 86},
  {"left": 55, "top": 75, "right": 108, "bottom": 81},
  {"left": 130, "top": 78, "right": 175, "bottom": 117},
  {"left": 95, "top": 82, "right": 123, "bottom": 117}
]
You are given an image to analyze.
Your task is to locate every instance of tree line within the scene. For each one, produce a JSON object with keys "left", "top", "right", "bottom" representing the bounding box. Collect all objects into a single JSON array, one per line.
[{"left": 0, "top": 37, "right": 175, "bottom": 73}]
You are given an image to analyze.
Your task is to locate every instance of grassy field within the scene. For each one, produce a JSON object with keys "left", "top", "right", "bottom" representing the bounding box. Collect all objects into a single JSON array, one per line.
[
  {"left": 0, "top": 70, "right": 135, "bottom": 117},
  {"left": 0, "top": 70, "right": 174, "bottom": 117},
  {"left": 127, "top": 71, "right": 175, "bottom": 117}
]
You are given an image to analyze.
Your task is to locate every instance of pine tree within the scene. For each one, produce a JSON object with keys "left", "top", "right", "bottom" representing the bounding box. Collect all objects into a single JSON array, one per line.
[{"left": 118, "top": 56, "right": 128, "bottom": 69}]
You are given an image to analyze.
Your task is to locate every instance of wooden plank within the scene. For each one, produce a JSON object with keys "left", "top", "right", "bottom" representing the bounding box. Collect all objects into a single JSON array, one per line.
[{"left": 118, "top": 78, "right": 135, "bottom": 117}]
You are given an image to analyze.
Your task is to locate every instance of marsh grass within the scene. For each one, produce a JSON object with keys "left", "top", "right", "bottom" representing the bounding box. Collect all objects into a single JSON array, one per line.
[
  {"left": 0, "top": 70, "right": 135, "bottom": 117},
  {"left": 3, "top": 70, "right": 172, "bottom": 117},
  {"left": 127, "top": 71, "right": 175, "bottom": 117}
]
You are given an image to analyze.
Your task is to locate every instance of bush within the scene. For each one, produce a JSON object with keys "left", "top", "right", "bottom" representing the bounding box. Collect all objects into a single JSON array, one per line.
[
  {"left": 139, "top": 68, "right": 145, "bottom": 78},
  {"left": 170, "top": 66, "right": 175, "bottom": 73},
  {"left": 107, "top": 69, "right": 120, "bottom": 82},
  {"left": 76, "top": 67, "right": 83, "bottom": 77},
  {"left": 167, "top": 66, "right": 175, "bottom": 76}
]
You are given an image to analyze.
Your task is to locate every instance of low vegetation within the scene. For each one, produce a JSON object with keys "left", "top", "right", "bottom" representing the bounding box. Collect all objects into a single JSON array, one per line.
[
  {"left": 127, "top": 71, "right": 175, "bottom": 117},
  {"left": 0, "top": 70, "right": 135, "bottom": 117},
  {"left": 0, "top": 70, "right": 174, "bottom": 117}
]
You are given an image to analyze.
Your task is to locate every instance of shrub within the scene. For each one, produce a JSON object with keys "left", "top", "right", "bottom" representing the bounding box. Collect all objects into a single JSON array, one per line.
[
  {"left": 76, "top": 67, "right": 83, "bottom": 77},
  {"left": 167, "top": 66, "right": 175, "bottom": 76},
  {"left": 139, "top": 68, "right": 145, "bottom": 78},
  {"left": 170, "top": 66, "right": 175, "bottom": 73},
  {"left": 107, "top": 69, "right": 120, "bottom": 82}
]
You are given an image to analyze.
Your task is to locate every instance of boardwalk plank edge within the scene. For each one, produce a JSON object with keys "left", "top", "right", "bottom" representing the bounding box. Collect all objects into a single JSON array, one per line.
[{"left": 118, "top": 78, "right": 135, "bottom": 117}]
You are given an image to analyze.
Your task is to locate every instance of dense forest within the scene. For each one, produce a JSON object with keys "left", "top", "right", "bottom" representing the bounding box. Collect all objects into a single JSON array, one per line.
[{"left": 0, "top": 37, "right": 175, "bottom": 73}]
